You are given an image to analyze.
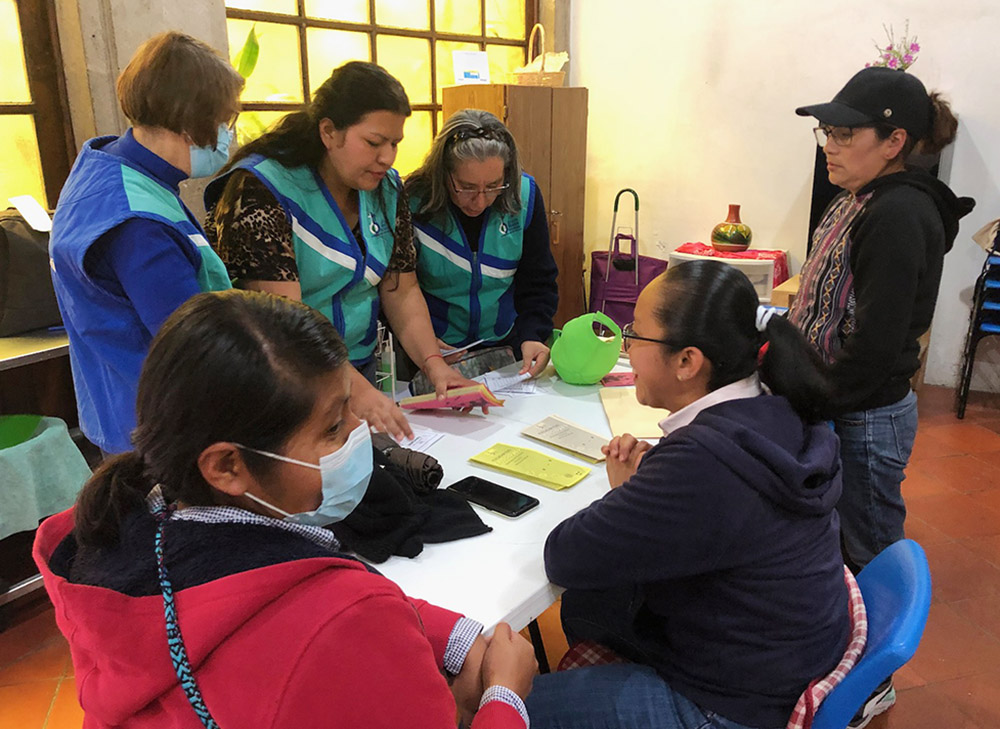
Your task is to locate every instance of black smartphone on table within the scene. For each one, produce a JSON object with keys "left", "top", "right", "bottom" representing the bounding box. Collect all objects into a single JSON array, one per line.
[{"left": 447, "top": 476, "right": 539, "bottom": 518}]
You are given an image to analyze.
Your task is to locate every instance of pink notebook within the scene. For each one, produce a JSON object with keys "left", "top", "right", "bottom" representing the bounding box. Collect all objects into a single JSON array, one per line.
[
  {"left": 601, "top": 372, "right": 635, "bottom": 387},
  {"left": 399, "top": 384, "right": 505, "bottom": 411}
]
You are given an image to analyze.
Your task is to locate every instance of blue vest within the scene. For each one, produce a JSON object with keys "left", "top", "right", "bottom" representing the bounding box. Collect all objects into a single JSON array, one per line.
[
  {"left": 412, "top": 174, "right": 534, "bottom": 347},
  {"left": 208, "top": 155, "right": 397, "bottom": 364},
  {"left": 49, "top": 136, "right": 231, "bottom": 453}
]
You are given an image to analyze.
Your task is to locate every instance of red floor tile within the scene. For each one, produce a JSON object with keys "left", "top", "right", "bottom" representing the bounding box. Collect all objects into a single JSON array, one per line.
[
  {"left": 922, "top": 541, "right": 1000, "bottom": 602},
  {"left": 902, "top": 465, "right": 962, "bottom": 500},
  {"left": 936, "top": 670, "right": 1000, "bottom": 728},
  {"left": 0, "top": 637, "right": 71, "bottom": 687},
  {"left": 907, "top": 493, "right": 1000, "bottom": 539},
  {"left": 46, "top": 677, "right": 84, "bottom": 729},
  {"left": 910, "top": 429, "right": 964, "bottom": 461},
  {"left": 949, "top": 594, "right": 1000, "bottom": 642},
  {"left": 917, "top": 423, "right": 1000, "bottom": 455},
  {"left": 0, "top": 609, "right": 61, "bottom": 670},
  {"left": 0, "top": 679, "right": 59, "bottom": 728},
  {"left": 904, "top": 516, "right": 953, "bottom": 546},
  {"left": 959, "top": 534, "right": 1000, "bottom": 568},
  {"left": 906, "top": 602, "right": 1000, "bottom": 683},
  {"left": 908, "top": 454, "right": 1000, "bottom": 494}
]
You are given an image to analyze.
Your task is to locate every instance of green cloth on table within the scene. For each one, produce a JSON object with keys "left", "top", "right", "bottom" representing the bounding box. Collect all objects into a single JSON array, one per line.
[{"left": 0, "top": 417, "right": 91, "bottom": 540}]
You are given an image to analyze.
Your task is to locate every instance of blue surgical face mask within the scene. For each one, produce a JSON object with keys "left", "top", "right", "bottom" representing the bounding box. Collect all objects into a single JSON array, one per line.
[
  {"left": 189, "top": 123, "right": 234, "bottom": 179},
  {"left": 238, "top": 421, "right": 373, "bottom": 526}
]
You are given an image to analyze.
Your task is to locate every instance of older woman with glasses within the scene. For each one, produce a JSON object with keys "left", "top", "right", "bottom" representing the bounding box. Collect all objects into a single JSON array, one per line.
[
  {"left": 791, "top": 68, "right": 974, "bottom": 724},
  {"left": 404, "top": 110, "right": 559, "bottom": 377}
]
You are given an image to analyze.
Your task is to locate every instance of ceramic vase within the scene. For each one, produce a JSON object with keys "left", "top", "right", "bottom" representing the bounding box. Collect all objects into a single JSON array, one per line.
[{"left": 711, "top": 204, "right": 752, "bottom": 252}]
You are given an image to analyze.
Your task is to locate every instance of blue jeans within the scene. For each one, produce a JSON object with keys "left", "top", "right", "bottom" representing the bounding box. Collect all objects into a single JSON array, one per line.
[
  {"left": 526, "top": 663, "right": 769, "bottom": 729},
  {"left": 834, "top": 389, "right": 918, "bottom": 571}
]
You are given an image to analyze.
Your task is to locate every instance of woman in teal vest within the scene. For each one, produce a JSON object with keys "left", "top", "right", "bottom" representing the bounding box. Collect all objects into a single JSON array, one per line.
[
  {"left": 49, "top": 32, "right": 242, "bottom": 454},
  {"left": 205, "top": 62, "right": 473, "bottom": 440},
  {"left": 405, "top": 110, "right": 559, "bottom": 377}
]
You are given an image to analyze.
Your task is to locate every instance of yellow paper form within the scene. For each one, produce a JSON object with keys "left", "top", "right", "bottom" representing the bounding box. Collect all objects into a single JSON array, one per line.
[
  {"left": 599, "top": 387, "right": 669, "bottom": 439},
  {"left": 469, "top": 443, "right": 591, "bottom": 490}
]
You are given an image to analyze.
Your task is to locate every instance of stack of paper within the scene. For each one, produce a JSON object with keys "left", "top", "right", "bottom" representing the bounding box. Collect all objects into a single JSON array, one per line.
[
  {"left": 469, "top": 443, "right": 591, "bottom": 490},
  {"left": 400, "top": 384, "right": 504, "bottom": 411},
  {"left": 599, "top": 387, "right": 668, "bottom": 439},
  {"left": 521, "top": 415, "right": 608, "bottom": 462}
]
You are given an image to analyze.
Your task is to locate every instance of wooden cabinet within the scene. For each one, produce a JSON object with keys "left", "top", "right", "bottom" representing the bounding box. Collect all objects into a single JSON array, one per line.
[{"left": 442, "top": 84, "right": 588, "bottom": 328}]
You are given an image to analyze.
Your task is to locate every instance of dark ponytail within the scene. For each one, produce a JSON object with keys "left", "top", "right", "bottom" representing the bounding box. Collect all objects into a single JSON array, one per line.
[
  {"left": 227, "top": 60, "right": 410, "bottom": 171},
  {"left": 73, "top": 290, "right": 349, "bottom": 548},
  {"left": 653, "top": 260, "right": 831, "bottom": 422}
]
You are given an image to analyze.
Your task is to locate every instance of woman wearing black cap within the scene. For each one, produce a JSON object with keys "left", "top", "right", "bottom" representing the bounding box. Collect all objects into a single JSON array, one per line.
[{"left": 790, "top": 66, "right": 974, "bottom": 723}]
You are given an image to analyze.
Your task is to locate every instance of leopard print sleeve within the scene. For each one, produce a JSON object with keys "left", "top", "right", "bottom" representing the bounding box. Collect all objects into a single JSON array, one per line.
[
  {"left": 387, "top": 183, "right": 417, "bottom": 274},
  {"left": 204, "top": 170, "right": 300, "bottom": 282}
]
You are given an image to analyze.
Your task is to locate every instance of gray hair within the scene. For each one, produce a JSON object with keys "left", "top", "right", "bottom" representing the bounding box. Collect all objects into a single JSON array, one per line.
[{"left": 405, "top": 109, "right": 522, "bottom": 223}]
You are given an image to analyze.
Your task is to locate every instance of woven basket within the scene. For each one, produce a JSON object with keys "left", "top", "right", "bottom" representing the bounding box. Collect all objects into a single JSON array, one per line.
[{"left": 509, "top": 24, "right": 566, "bottom": 87}]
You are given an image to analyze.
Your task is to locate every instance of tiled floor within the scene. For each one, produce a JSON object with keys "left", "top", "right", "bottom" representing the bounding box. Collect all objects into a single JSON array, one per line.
[{"left": 2, "top": 385, "right": 1000, "bottom": 728}]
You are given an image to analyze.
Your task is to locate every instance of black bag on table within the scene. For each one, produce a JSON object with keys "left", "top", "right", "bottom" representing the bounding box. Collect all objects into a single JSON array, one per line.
[{"left": 0, "top": 209, "right": 62, "bottom": 337}]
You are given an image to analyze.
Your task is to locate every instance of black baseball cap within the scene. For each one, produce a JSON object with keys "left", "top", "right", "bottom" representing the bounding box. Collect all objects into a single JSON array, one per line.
[{"left": 796, "top": 67, "right": 932, "bottom": 139}]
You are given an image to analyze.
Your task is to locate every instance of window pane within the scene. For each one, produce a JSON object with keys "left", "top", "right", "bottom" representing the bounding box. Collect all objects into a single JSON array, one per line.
[
  {"left": 375, "top": 0, "right": 429, "bottom": 30},
  {"left": 395, "top": 111, "right": 432, "bottom": 177},
  {"left": 435, "top": 41, "right": 479, "bottom": 100},
  {"left": 228, "top": 20, "right": 303, "bottom": 103},
  {"left": 486, "top": 0, "right": 525, "bottom": 40},
  {"left": 0, "top": 1, "right": 30, "bottom": 102},
  {"left": 376, "top": 35, "right": 431, "bottom": 105},
  {"left": 486, "top": 44, "right": 525, "bottom": 84},
  {"left": 235, "top": 110, "right": 288, "bottom": 146},
  {"left": 225, "top": 0, "right": 297, "bottom": 14},
  {"left": 435, "top": 0, "right": 481, "bottom": 36},
  {"left": 307, "top": 28, "right": 370, "bottom": 95},
  {"left": 0, "top": 115, "right": 46, "bottom": 207},
  {"left": 305, "top": 0, "right": 368, "bottom": 23}
]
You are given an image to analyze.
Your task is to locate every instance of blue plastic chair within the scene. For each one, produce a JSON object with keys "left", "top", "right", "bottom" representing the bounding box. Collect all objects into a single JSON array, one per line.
[
  {"left": 957, "top": 248, "right": 1000, "bottom": 418},
  {"left": 811, "top": 540, "right": 932, "bottom": 729}
]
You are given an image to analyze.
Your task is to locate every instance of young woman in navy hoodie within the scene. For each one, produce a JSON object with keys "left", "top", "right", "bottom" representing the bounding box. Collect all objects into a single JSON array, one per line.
[
  {"left": 527, "top": 260, "right": 850, "bottom": 729},
  {"left": 33, "top": 290, "right": 537, "bottom": 728}
]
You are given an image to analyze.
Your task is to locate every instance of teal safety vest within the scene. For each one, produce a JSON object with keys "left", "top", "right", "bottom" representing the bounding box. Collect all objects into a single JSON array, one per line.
[
  {"left": 218, "top": 155, "right": 397, "bottom": 363},
  {"left": 412, "top": 173, "right": 534, "bottom": 347}
]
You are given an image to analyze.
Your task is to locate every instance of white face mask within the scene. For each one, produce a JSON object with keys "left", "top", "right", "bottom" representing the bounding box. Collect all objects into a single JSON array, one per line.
[{"left": 237, "top": 421, "right": 373, "bottom": 526}]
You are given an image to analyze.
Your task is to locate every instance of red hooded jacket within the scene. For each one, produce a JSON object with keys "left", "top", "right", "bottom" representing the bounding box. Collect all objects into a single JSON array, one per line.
[{"left": 34, "top": 508, "right": 525, "bottom": 728}]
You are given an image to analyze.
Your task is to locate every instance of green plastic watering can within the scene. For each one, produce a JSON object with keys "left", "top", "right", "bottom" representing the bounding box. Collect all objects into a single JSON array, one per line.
[{"left": 550, "top": 312, "right": 623, "bottom": 385}]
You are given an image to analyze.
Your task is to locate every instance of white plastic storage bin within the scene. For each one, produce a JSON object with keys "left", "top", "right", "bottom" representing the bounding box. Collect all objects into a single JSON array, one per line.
[{"left": 667, "top": 250, "right": 778, "bottom": 304}]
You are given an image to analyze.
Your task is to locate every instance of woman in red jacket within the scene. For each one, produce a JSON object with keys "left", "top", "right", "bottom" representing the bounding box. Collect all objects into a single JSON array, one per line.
[{"left": 33, "top": 289, "right": 536, "bottom": 728}]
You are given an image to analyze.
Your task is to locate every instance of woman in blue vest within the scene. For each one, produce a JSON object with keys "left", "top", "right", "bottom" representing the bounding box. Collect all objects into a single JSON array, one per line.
[
  {"left": 205, "top": 62, "right": 473, "bottom": 440},
  {"left": 49, "top": 32, "right": 242, "bottom": 454},
  {"left": 404, "top": 110, "right": 558, "bottom": 377}
]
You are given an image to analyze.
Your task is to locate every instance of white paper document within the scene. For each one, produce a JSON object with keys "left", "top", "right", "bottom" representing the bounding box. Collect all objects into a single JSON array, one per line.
[
  {"left": 521, "top": 415, "right": 609, "bottom": 462},
  {"left": 396, "top": 424, "right": 446, "bottom": 452},
  {"left": 477, "top": 370, "right": 537, "bottom": 396}
]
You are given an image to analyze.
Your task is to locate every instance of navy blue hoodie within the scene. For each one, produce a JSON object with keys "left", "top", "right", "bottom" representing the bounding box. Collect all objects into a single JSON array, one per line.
[{"left": 545, "top": 394, "right": 849, "bottom": 728}]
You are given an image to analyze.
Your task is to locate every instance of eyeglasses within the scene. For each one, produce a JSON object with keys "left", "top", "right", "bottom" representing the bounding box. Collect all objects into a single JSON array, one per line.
[
  {"left": 449, "top": 176, "right": 510, "bottom": 200},
  {"left": 622, "top": 322, "right": 678, "bottom": 352},
  {"left": 813, "top": 124, "right": 872, "bottom": 147}
]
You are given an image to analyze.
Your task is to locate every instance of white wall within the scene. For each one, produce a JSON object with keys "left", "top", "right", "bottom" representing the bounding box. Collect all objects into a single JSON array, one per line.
[{"left": 570, "top": 0, "right": 1000, "bottom": 390}]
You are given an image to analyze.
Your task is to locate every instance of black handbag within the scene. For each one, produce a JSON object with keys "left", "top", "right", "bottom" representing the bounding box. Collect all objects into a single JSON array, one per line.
[{"left": 0, "top": 208, "right": 62, "bottom": 336}]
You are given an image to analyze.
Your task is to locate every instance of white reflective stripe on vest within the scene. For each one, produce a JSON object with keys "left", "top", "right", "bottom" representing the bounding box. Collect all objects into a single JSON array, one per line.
[
  {"left": 188, "top": 233, "right": 211, "bottom": 248},
  {"left": 480, "top": 263, "right": 517, "bottom": 279},
  {"left": 292, "top": 216, "right": 358, "bottom": 271},
  {"left": 415, "top": 228, "right": 472, "bottom": 272},
  {"left": 363, "top": 267, "right": 382, "bottom": 286}
]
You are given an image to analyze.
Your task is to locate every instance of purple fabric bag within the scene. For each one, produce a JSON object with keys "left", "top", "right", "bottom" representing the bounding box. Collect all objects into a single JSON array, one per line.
[{"left": 588, "top": 189, "right": 667, "bottom": 329}]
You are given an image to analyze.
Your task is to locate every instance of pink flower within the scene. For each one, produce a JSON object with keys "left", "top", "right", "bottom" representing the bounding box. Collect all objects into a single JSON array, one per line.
[
  {"left": 887, "top": 56, "right": 899, "bottom": 68},
  {"left": 887, "top": 44, "right": 894, "bottom": 50},
  {"left": 903, "top": 54, "right": 914, "bottom": 64},
  {"left": 865, "top": 62, "right": 871, "bottom": 68},
  {"left": 883, "top": 52, "right": 893, "bottom": 60},
  {"left": 910, "top": 42, "right": 920, "bottom": 52}
]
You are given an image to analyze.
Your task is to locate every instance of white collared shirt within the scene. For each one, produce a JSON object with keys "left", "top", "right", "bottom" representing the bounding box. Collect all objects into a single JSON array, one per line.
[{"left": 658, "top": 373, "right": 765, "bottom": 437}]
